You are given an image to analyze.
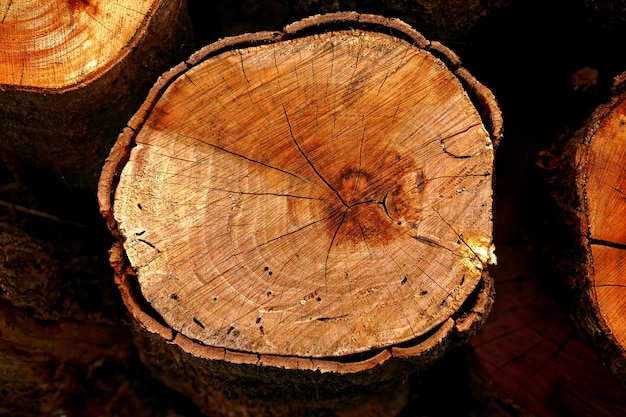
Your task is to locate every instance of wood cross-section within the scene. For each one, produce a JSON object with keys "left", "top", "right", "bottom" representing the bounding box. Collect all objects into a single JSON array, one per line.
[
  {"left": 100, "top": 14, "right": 500, "bottom": 365},
  {"left": 0, "top": 0, "right": 153, "bottom": 89}
]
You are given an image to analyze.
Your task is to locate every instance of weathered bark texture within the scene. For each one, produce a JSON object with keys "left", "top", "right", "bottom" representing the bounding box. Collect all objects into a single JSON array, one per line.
[
  {"left": 545, "top": 72, "right": 626, "bottom": 384},
  {"left": 0, "top": 0, "right": 193, "bottom": 191},
  {"left": 0, "top": 222, "right": 138, "bottom": 416},
  {"left": 293, "top": 0, "right": 513, "bottom": 40},
  {"left": 99, "top": 12, "right": 502, "bottom": 417},
  {"left": 467, "top": 76, "right": 626, "bottom": 417}
]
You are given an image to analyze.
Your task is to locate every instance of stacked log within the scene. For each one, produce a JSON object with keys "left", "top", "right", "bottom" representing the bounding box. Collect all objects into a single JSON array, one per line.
[
  {"left": 0, "top": 0, "right": 193, "bottom": 190},
  {"left": 98, "top": 12, "right": 502, "bottom": 417}
]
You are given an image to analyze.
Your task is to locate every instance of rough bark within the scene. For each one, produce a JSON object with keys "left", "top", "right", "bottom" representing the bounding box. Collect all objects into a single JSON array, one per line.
[
  {"left": 543, "top": 72, "right": 626, "bottom": 384},
  {"left": 99, "top": 12, "right": 502, "bottom": 416},
  {"left": 0, "top": 0, "right": 193, "bottom": 191},
  {"left": 0, "top": 221, "right": 139, "bottom": 416},
  {"left": 292, "top": 0, "right": 513, "bottom": 41}
]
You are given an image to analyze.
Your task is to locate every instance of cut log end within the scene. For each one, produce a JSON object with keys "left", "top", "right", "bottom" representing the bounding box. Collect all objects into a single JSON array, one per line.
[
  {"left": 0, "top": 0, "right": 155, "bottom": 90},
  {"left": 99, "top": 12, "right": 501, "bottom": 415},
  {"left": 0, "top": 0, "right": 193, "bottom": 191},
  {"left": 574, "top": 87, "right": 626, "bottom": 380}
]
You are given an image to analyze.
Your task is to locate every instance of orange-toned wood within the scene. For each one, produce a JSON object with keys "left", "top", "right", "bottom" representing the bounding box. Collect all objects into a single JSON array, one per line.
[
  {"left": 99, "top": 12, "right": 502, "bottom": 416},
  {"left": 562, "top": 74, "right": 626, "bottom": 382},
  {"left": 0, "top": 0, "right": 192, "bottom": 190}
]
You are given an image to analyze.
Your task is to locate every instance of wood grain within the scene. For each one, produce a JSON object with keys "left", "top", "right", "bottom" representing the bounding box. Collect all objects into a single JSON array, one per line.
[
  {"left": 112, "top": 29, "right": 496, "bottom": 358},
  {"left": 0, "top": 0, "right": 192, "bottom": 190},
  {"left": 99, "top": 13, "right": 502, "bottom": 416}
]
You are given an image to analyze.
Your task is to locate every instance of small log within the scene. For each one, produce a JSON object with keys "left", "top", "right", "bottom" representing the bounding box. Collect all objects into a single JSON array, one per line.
[
  {"left": 546, "top": 72, "right": 626, "bottom": 383},
  {"left": 0, "top": 0, "right": 193, "bottom": 190},
  {"left": 99, "top": 12, "right": 502, "bottom": 416}
]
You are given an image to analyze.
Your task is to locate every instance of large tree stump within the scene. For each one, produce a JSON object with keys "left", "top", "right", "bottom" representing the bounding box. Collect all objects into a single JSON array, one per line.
[
  {"left": 99, "top": 12, "right": 502, "bottom": 416},
  {"left": 547, "top": 72, "right": 626, "bottom": 383},
  {"left": 0, "top": 0, "right": 192, "bottom": 190}
]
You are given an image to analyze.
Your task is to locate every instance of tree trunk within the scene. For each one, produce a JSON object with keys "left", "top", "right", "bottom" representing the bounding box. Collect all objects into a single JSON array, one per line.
[
  {"left": 98, "top": 12, "right": 502, "bottom": 416},
  {"left": 543, "top": 72, "right": 626, "bottom": 384},
  {"left": 0, "top": 0, "right": 193, "bottom": 191}
]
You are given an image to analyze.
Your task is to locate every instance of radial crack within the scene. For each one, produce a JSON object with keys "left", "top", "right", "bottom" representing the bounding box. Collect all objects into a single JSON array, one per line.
[
  {"left": 283, "top": 105, "right": 348, "bottom": 206},
  {"left": 177, "top": 132, "right": 303, "bottom": 181},
  {"left": 590, "top": 238, "right": 626, "bottom": 250},
  {"left": 1, "top": 0, "right": 12, "bottom": 23}
]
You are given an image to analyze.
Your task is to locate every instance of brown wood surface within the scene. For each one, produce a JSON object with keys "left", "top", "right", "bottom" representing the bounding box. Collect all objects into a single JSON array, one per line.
[
  {"left": 549, "top": 76, "right": 626, "bottom": 383},
  {"left": 0, "top": 0, "right": 192, "bottom": 190},
  {"left": 99, "top": 12, "right": 502, "bottom": 416},
  {"left": 467, "top": 72, "right": 626, "bottom": 416},
  {"left": 2, "top": 0, "right": 626, "bottom": 416}
]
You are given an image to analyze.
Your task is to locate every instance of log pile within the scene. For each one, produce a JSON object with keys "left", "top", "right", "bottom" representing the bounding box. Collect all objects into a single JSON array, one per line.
[
  {"left": 2, "top": 0, "right": 626, "bottom": 416},
  {"left": 0, "top": 0, "right": 193, "bottom": 415}
]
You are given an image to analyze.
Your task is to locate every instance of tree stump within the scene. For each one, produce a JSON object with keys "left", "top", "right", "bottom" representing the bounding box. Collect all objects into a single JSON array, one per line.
[
  {"left": 99, "top": 12, "right": 502, "bottom": 416},
  {"left": 0, "top": 0, "right": 192, "bottom": 190},
  {"left": 548, "top": 72, "right": 626, "bottom": 383}
]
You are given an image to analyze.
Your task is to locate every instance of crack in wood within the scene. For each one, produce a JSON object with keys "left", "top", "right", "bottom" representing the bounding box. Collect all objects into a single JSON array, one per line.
[
  {"left": 323, "top": 209, "right": 348, "bottom": 292},
  {"left": 596, "top": 283, "right": 626, "bottom": 288},
  {"left": 610, "top": 185, "right": 626, "bottom": 200},
  {"left": 283, "top": 105, "right": 348, "bottom": 207},
  {"left": 380, "top": 192, "right": 392, "bottom": 219},
  {"left": 176, "top": 132, "right": 304, "bottom": 181},
  {"left": 1, "top": 0, "right": 12, "bottom": 24},
  {"left": 193, "top": 317, "right": 206, "bottom": 329},
  {"left": 207, "top": 187, "right": 319, "bottom": 201},
  {"left": 316, "top": 314, "right": 349, "bottom": 322},
  {"left": 439, "top": 123, "right": 483, "bottom": 159},
  {"left": 590, "top": 238, "right": 626, "bottom": 250},
  {"left": 412, "top": 235, "right": 445, "bottom": 248},
  {"left": 433, "top": 207, "right": 483, "bottom": 264},
  {"left": 238, "top": 51, "right": 275, "bottom": 129}
]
